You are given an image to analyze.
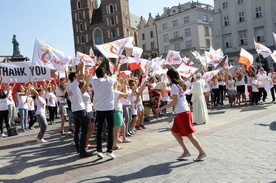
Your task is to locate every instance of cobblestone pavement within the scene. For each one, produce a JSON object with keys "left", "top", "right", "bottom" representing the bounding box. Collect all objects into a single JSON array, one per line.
[{"left": 0, "top": 99, "right": 276, "bottom": 183}]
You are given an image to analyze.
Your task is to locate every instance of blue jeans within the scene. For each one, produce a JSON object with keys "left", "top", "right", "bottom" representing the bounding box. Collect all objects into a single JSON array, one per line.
[
  {"left": 73, "top": 110, "right": 89, "bottom": 153},
  {"left": 19, "top": 108, "right": 28, "bottom": 129}
]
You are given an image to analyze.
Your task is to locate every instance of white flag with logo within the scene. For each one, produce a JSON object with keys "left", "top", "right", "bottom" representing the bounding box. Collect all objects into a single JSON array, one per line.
[
  {"left": 76, "top": 52, "right": 96, "bottom": 67},
  {"left": 254, "top": 39, "right": 272, "bottom": 58},
  {"left": 32, "top": 39, "right": 71, "bottom": 71},
  {"left": 95, "top": 37, "right": 133, "bottom": 58},
  {"left": 177, "top": 62, "right": 198, "bottom": 78},
  {"left": 165, "top": 50, "right": 182, "bottom": 65}
]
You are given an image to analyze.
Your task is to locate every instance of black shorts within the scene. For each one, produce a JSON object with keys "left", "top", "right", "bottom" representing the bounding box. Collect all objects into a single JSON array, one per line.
[{"left": 236, "top": 85, "right": 245, "bottom": 93}]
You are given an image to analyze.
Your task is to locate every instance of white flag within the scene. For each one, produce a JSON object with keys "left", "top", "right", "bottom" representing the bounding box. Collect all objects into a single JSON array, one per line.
[
  {"left": 176, "top": 62, "right": 198, "bottom": 78},
  {"left": 76, "top": 52, "right": 96, "bottom": 67},
  {"left": 254, "top": 39, "right": 272, "bottom": 58},
  {"left": 32, "top": 39, "right": 71, "bottom": 71},
  {"left": 270, "top": 50, "right": 276, "bottom": 63},
  {"left": 273, "top": 32, "right": 276, "bottom": 43},
  {"left": 165, "top": 50, "right": 182, "bottom": 65},
  {"left": 202, "top": 69, "right": 220, "bottom": 82},
  {"left": 131, "top": 46, "right": 143, "bottom": 60},
  {"left": 191, "top": 51, "right": 201, "bottom": 59},
  {"left": 95, "top": 37, "right": 133, "bottom": 58}
]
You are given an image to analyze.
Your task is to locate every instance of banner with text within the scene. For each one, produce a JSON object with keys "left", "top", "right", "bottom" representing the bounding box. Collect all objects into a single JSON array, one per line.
[{"left": 0, "top": 61, "right": 51, "bottom": 83}]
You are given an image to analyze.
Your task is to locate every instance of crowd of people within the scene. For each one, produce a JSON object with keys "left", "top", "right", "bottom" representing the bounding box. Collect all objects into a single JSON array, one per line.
[{"left": 0, "top": 59, "right": 275, "bottom": 161}]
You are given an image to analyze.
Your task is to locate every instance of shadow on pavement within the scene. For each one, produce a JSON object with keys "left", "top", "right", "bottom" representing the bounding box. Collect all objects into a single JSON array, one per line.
[
  {"left": 255, "top": 121, "right": 276, "bottom": 131},
  {"left": 81, "top": 161, "right": 195, "bottom": 183}
]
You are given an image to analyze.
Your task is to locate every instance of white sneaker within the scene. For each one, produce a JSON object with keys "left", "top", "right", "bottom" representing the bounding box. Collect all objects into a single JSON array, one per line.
[
  {"left": 1, "top": 133, "right": 5, "bottom": 137},
  {"left": 37, "top": 138, "right": 47, "bottom": 143},
  {"left": 106, "top": 152, "right": 115, "bottom": 159},
  {"left": 97, "top": 152, "right": 104, "bottom": 159}
]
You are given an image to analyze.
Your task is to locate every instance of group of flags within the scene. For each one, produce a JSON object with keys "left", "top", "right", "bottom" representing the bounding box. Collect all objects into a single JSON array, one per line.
[{"left": 30, "top": 32, "right": 276, "bottom": 81}]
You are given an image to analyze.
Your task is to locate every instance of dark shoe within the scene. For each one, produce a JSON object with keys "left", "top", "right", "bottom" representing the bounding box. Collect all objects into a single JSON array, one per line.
[{"left": 79, "top": 151, "right": 93, "bottom": 158}]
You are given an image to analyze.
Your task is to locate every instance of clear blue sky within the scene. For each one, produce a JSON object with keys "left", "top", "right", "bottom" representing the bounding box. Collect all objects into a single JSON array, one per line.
[{"left": 0, "top": 0, "right": 213, "bottom": 59}]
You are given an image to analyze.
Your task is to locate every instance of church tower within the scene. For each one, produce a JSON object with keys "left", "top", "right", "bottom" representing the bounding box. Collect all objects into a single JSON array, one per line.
[
  {"left": 70, "top": 0, "right": 133, "bottom": 56},
  {"left": 70, "top": 0, "right": 98, "bottom": 54}
]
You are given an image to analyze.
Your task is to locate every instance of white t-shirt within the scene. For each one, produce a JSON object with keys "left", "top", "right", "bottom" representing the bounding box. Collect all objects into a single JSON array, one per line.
[
  {"left": 121, "top": 94, "right": 131, "bottom": 105},
  {"left": 55, "top": 87, "right": 67, "bottom": 104},
  {"left": 252, "top": 79, "right": 259, "bottom": 92},
  {"left": 226, "top": 80, "right": 235, "bottom": 91},
  {"left": 27, "top": 96, "right": 35, "bottom": 111},
  {"left": 246, "top": 75, "right": 253, "bottom": 87},
  {"left": 235, "top": 76, "right": 245, "bottom": 86},
  {"left": 114, "top": 90, "right": 123, "bottom": 111},
  {"left": 170, "top": 84, "right": 190, "bottom": 114},
  {"left": 6, "top": 90, "right": 15, "bottom": 105},
  {"left": 46, "top": 92, "right": 57, "bottom": 107},
  {"left": 91, "top": 75, "right": 116, "bottom": 111},
  {"left": 17, "top": 92, "right": 28, "bottom": 109},
  {"left": 66, "top": 80, "right": 85, "bottom": 112},
  {"left": 35, "top": 96, "right": 46, "bottom": 115},
  {"left": 257, "top": 73, "right": 267, "bottom": 88},
  {"left": 131, "top": 95, "right": 138, "bottom": 115},
  {"left": 82, "top": 92, "right": 93, "bottom": 112},
  {"left": 0, "top": 98, "right": 8, "bottom": 111},
  {"left": 204, "top": 81, "right": 211, "bottom": 92}
]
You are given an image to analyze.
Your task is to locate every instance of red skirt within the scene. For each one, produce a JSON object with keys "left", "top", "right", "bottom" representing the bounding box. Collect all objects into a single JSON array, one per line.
[
  {"left": 171, "top": 111, "right": 196, "bottom": 136},
  {"left": 247, "top": 86, "right": 252, "bottom": 93}
]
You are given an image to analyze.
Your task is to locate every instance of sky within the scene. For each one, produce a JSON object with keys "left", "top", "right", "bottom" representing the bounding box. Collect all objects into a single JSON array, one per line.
[{"left": 0, "top": 0, "right": 213, "bottom": 59}]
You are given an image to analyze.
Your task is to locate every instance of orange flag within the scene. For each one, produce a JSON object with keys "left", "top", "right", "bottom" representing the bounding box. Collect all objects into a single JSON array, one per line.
[{"left": 238, "top": 48, "right": 253, "bottom": 71}]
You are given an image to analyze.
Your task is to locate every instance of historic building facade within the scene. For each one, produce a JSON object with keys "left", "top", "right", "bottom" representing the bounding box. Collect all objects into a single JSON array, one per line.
[
  {"left": 70, "top": 0, "right": 138, "bottom": 56},
  {"left": 155, "top": 2, "right": 213, "bottom": 58},
  {"left": 212, "top": 0, "right": 276, "bottom": 69},
  {"left": 137, "top": 13, "right": 159, "bottom": 59}
]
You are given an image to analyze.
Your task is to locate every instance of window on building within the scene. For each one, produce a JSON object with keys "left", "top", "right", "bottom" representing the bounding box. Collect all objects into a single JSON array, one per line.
[
  {"left": 184, "top": 16, "right": 190, "bottom": 24},
  {"left": 110, "top": 16, "right": 115, "bottom": 25},
  {"left": 80, "top": 23, "right": 84, "bottom": 32},
  {"left": 173, "top": 20, "right": 178, "bottom": 27},
  {"left": 162, "top": 23, "right": 168, "bottom": 30},
  {"left": 222, "top": 2, "right": 228, "bottom": 9},
  {"left": 206, "top": 39, "right": 210, "bottom": 47},
  {"left": 205, "top": 27, "right": 209, "bottom": 36},
  {"left": 81, "top": 35, "right": 85, "bottom": 44},
  {"left": 150, "top": 31, "right": 154, "bottom": 38},
  {"left": 210, "top": 16, "right": 213, "bottom": 22},
  {"left": 164, "top": 45, "right": 170, "bottom": 53},
  {"left": 256, "top": 7, "right": 262, "bottom": 18},
  {"left": 163, "top": 34, "right": 169, "bottom": 42},
  {"left": 93, "top": 28, "right": 103, "bottom": 45},
  {"left": 224, "top": 16, "right": 230, "bottom": 26},
  {"left": 239, "top": 31, "right": 247, "bottom": 45},
  {"left": 185, "top": 28, "right": 191, "bottom": 37},
  {"left": 239, "top": 12, "right": 245, "bottom": 22},
  {"left": 224, "top": 34, "right": 232, "bottom": 48},
  {"left": 203, "top": 15, "right": 208, "bottom": 22},
  {"left": 77, "top": 0, "right": 81, "bottom": 9},
  {"left": 143, "top": 44, "right": 146, "bottom": 51},
  {"left": 255, "top": 27, "right": 265, "bottom": 42},
  {"left": 151, "top": 42, "right": 155, "bottom": 49},
  {"left": 75, "top": 24, "right": 78, "bottom": 33},
  {"left": 186, "top": 41, "right": 192, "bottom": 49},
  {"left": 237, "top": 0, "right": 243, "bottom": 4},
  {"left": 173, "top": 31, "right": 179, "bottom": 38},
  {"left": 109, "top": 4, "right": 114, "bottom": 13},
  {"left": 142, "top": 33, "right": 145, "bottom": 40},
  {"left": 174, "top": 43, "right": 181, "bottom": 51},
  {"left": 111, "top": 30, "right": 116, "bottom": 38},
  {"left": 78, "top": 11, "right": 83, "bottom": 21}
]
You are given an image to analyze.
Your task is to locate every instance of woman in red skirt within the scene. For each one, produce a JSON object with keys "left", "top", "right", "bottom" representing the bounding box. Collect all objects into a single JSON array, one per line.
[{"left": 155, "top": 66, "right": 206, "bottom": 161}]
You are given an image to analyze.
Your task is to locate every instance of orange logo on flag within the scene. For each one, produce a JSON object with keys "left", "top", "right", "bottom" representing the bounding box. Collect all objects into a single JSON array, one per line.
[{"left": 104, "top": 44, "right": 120, "bottom": 55}]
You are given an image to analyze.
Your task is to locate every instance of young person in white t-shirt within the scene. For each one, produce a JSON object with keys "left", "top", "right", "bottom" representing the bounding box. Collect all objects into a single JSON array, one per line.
[
  {"left": 66, "top": 62, "right": 92, "bottom": 158},
  {"left": 31, "top": 88, "right": 48, "bottom": 143},
  {"left": 4, "top": 78, "right": 17, "bottom": 126},
  {"left": 0, "top": 89, "right": 9, "bottom": 138},
  {"left": 155, "top": 65, "right": 206, "bottom": 162},
  {"left": 252, "top": 75, "right": 260, "bottom": 105},
  {"left": 17, "top": 84, "right": 30, "bottom": 132},
  {"left": 46, "top": 85, "right": 58, "bottom": 125}
]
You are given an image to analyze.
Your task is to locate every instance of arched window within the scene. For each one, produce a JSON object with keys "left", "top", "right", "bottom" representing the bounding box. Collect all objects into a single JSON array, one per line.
[
  {"left": 93, "top": 28, "right": 103, "bottom": 45},
  {"left": 77, "top": 0, "right": 81, "bottom": 9},
  {"left": 109, "top": 4, "right": 114, "bottom": 13},
  {"left": 80, "top": 23, "right": 84, "bottom": 32},
  {"left": 78, "top": 11, "right": 82, "bottom": 21}
]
